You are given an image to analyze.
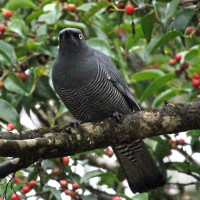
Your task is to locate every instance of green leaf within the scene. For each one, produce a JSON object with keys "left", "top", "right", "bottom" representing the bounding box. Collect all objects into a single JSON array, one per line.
[
  {"left": 125, "top": 24, "right": 144, "bottom": 52},
  {"left": 141, "top": 12, "right": 155, "bottom": 42},
  {"left": 6, "top": 0, "right": 36, "bottom": 10},
  {"left": 145, "top": 31, "right": 182, "bottom": 59},
  {"left": 184, "top": 45, "right": 200, "bottom": 60},
  {"left": 81, "top": 194, "right": 98, "bottom": 200},
  {"left": 34, "top": 76, "right": 57, "bottom": 100},
  {"left": 56, "top": 103, "right": 68, "bottom": 119},
  {"left": 4, "top": 72, "right": 28, "bottom": 95},
  {"left": 152, "top": 89, "right": 185, "bottom": 108},
  {"left": 155, "top": 138, "right": 171, "bottom": 159},
  {"left": 87, "top": 38, "right": 112, "bottom": 57},
  {"left": 187, "top": 129, "right": 200, "bottom": 137},
  {"left": 173, "top": 162, "right": 199, "bottom": 174},
  {"left": 69, "top": 173, "right": 81, "bottom": 183},
  {"left": 8, "top": 19, "right": 26, "bottom": 38},
  {"left": 80, "top": 170, "right": 104, "bottom": 183},
  {"left": 140, "top": 73, "right": 177, "bottom": 102},
  {"left": 78, "top": 3, "right": 96, "bottom": 11},
  {"left": 132, "top": 69, "right": 165, "bottom": 82},
  {"left": 173, "top": 7, "right": 194, "bottom": 33},
  {"left": 0, "top": 99, "right": 20, "bottom": 130},
  {"left": 38, "top": 3, "right": 61, "bottom": 24},
  {"left": 153, "top": 0, "right": 179, "bottom": 28},
  {"left": 26, "top": 9, "right": 44, "bottom": 23},
  {"left": 99, "top": 171, "right": 120, "bottom": 187},
  {"left": 58, "top": 20, "right": 86, "bottom": 30},
  {"left": 27, "top": 170, "right": 38, "bottom": 182},
  {"left": 84, "top": 1, "right": 112, "bottom": 19},
  {"left": 132, "top": 193, "right": 148, "bottom": 200},
  {"left": 0, "top": 41, "right": 17, "bottom": 65},
  {"left": 44, "top": 186, "right": 61, "bottom": 200}
]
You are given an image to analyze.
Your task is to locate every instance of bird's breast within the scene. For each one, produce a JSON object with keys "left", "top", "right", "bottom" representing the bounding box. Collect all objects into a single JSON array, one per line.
[{"left": 55, "top": 65, "right": 131, "bottom": 122}]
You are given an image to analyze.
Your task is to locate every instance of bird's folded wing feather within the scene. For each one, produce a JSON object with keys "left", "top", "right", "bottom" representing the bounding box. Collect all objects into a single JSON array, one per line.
[{"left": 94, "top": 49, "right": 140, "bottom": 111}]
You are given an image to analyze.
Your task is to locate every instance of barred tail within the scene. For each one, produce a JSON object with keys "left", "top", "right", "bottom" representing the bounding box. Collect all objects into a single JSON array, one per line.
[{"left": 113, "top": 140, "right": 166, "bottom": 193}]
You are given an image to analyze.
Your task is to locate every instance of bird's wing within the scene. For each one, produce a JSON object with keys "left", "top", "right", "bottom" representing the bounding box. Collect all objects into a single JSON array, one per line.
[{"left": 94, "top": 49, "right": 140, "bottom": 111}]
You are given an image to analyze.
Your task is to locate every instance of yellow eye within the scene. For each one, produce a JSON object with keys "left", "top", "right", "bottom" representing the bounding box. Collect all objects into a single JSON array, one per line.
[{"left": 79, "top": 34, "right": 83, "bottom": 39}]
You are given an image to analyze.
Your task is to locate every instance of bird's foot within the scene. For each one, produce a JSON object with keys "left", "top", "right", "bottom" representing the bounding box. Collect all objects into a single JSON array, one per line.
[
  {"left": 112, "top": 111, "right": 123, "bottom": 122},
  {"left": 69, "top": 120, "right": 83, "bottom": 129}
]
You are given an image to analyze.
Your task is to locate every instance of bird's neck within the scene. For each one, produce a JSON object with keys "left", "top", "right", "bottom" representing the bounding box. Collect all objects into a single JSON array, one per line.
[{"left": 58, "top": 42, "right": 90, "bottom": 59}]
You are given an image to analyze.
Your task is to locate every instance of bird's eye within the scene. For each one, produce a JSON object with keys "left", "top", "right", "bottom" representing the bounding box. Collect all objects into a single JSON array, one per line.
[{"left": 79, "top": 34, "right": 83, "bottom": 39}]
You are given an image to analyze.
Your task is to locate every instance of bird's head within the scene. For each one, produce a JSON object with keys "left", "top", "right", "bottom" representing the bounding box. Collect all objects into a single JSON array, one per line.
[{"left": 59, "top": 28, "right": 85, "bottom": 47}]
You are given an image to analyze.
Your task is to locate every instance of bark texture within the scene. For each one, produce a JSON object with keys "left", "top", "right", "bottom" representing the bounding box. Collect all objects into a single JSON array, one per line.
[{"left": 0, "top": 101, "right": 199, "bottom": 178}]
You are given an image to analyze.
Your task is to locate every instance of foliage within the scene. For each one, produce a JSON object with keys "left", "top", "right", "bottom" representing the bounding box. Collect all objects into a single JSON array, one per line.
[{"left": 0, "top": 0, "right": 200, "bottom": 199}]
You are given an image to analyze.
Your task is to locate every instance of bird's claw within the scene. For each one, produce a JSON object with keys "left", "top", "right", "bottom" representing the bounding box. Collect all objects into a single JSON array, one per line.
[
  {"left": 69, "top": 120, "right": 83, "bottom": 129},
  {"left": 112, "top": 111, "right": 123, "bottom": 122}
]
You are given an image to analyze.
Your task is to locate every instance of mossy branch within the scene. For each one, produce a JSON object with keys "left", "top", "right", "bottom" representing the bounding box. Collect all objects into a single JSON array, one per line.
[{"left": 0, "top": 101, "right": 200, "bottom": 178}]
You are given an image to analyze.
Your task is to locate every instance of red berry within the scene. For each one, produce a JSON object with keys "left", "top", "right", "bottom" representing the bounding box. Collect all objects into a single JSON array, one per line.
[
  {"left": 22, "top": 186, "right": 31, "bottom": 194},
  {"left": 10, "top": 194, "right": 20, "bottom": 200},
  {"left": 62, "top": 156, "right": 70, "bottom": 164},
  {"left": 64, "top": 189, "right": 71, "bottom": 195},
  {"left": 186, "top": 27, "right": 195, "bottom": 35},
  {"left": 125, "top": 5, "right": 135, "bottom": 15},
  {"left": 117, "top": 28, "right": 125, "bottom": 36},
  {"left": 16, "top": 72, "right": 28, "bottom": 82},
  {"left": 168, "top": 59, "right": 176, "bottom": 66},
  {"left": 64, "top": 189, "right": 76, "bottom": 197},
  {"left": 150, "top": 63, "right": 158, "bottom": 69},
  {"left": 4, "top": 10, "right": 13, "bottom": 18},
  {"left": 116, "top": 2, "right": 124, "bottom": 9},
  {"left": 193, "top": 73, "right": 199, "bottom": 80},
  {"left": 112, "top": 196, "right": 122, "bottom": 200},
  {"left": 174, "top": 54, "right": 182, "bottom": 62},
  {"left": 154, "top": 12, "right": 158, "bottom": 20},
  {"left": 168, "top": 139, "right": 174, "bottom": 144},
  {"left": 0, "top": 197, "right": 3, "bottom": 200},
  {"left": 181, "top": 62, "right": 189, "bottom": 70},
  {"left": 107, "top": 0, "right": 111, "bottom": 2},
  {"left": 7, "top": 123, "right": 15, "bottom": 131},
  {"left": 29, "top": 180, "right": 37, "bottom": 188},
  {"left": 192, "top": 79, "right": 200, "bottom": 88},
  {"left": 14, "top": 177, "right": 21, "bottom": 183},
  {"left": 168, "top": 139, "right": 176, "bottom": 147},
  {"left": 59, "top": 0, "right": 67, "bottom": 2},
  {"left": 0, "top": 25, "right": 5, "bottom": 32},
  {"left": 60, "top": 180, "right": 68, "bottom": 188},
  {"left": 2, "top": 21, "right": 7, "bottom": 26},
  {"left": 0, "top": 81, "right": 4, "bottom": 89},
  {"left": 105, "top": 148, "right": 114, "bottom": 157},
  {"left": 178, "top": 139, "right": 185, "bottom": 145},
  {"left": 52, "top": 168, "right": 59, "bottom": 174},
  {"left": 62, "top": 5, "right": 69, "bottom": 12},
  {"left": 33, "top": 36, "right": 38, "bottom": 41},
  {"left": 68, "top": 4, "right": 77, "bottom": 11},
  {"left": 72, "top": 183, "right": 79, "bottom": 190}
]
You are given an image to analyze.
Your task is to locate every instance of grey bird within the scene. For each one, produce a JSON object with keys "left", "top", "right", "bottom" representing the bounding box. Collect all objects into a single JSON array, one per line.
[{"left": 52, "top": 28, "right": 166, "bottom": 193}]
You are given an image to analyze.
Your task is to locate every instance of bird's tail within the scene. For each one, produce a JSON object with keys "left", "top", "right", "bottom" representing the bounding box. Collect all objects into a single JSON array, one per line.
[{"left": 112, "top": 140, "right": 166, "bottom": 193}]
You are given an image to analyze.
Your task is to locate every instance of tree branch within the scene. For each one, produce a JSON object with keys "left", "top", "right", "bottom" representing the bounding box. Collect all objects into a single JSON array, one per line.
[{"left": 0, "top": 101, "right": 200, "bottom": 178}]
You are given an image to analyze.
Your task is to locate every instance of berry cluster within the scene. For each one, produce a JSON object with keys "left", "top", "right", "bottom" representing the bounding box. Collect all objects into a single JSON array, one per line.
[
  {"left": 0, "top": 10, "right": 13, "bottom": 39},
  {"left": 168, "top": 53, "right": 182, "bottom": 66},
  {"left": 60, "top": 179, "right": 80, "bottom": 198},
  {"left": 192, "top": 73, "right": 200, "bottom": 88},
  {"left": 168, "top": 138, "right": 185, "bottom": 147},
  {"left": 9, "top": 179, "right": 37, "bottom": 200},
  {"left": 61, "top": 3, "right": 77, "bottom": 12},
  {"left": 0, "top": 62, "right": 28, "bottom": 131}
]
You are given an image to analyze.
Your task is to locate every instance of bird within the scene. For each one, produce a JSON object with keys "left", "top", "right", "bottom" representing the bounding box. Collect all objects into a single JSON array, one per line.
[{"left": 52, "top": 28, "right": 166, "bottom": 193}]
